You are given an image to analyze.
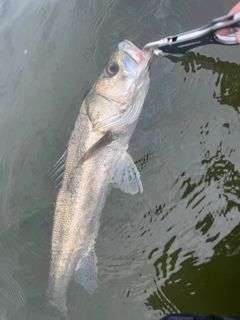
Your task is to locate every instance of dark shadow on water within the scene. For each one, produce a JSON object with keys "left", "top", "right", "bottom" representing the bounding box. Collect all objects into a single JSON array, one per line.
[
  {"left": 144, "top": 139, "right": 240, "bottom": 316},
  {"left": 146, "top": 223, "right": 240, "bottom": 317},
  {"left": 166, "top": 52, "right": 240, "bottom": 112}
]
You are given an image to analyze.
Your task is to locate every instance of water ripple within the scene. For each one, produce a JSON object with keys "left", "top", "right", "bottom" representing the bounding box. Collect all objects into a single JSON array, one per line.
[
  {"left": 0, "top": 0, "right": 239, "bottom": 318},
  {"left": 0, "top": 244, "right": 25, "bottom": 317}
]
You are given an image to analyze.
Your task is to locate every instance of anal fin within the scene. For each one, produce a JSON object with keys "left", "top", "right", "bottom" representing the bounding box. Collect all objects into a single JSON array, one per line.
[{"left": 74, "top": 249, "right": 98, "bottom": 294}]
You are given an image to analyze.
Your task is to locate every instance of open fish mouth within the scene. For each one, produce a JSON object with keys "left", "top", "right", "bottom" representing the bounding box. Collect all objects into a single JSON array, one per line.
[{"left": 118, "top": 40, "right": 144, "bottom": 64}]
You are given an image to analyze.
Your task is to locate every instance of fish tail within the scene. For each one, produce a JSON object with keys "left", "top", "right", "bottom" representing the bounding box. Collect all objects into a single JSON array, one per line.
[{"left": 39, "top": 290, "right": 68, "bottom": 319}]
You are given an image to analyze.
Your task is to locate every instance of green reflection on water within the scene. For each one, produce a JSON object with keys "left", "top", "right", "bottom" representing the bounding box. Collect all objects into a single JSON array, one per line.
[
  {"left": 167, "top": 52, "right": 240, "bottom": 113},
  {"left": 146, "top": 224, "right": 240, "bottom": 316},
  {"left": 143, "top": 82, "right": 240, "bottom": 315}
]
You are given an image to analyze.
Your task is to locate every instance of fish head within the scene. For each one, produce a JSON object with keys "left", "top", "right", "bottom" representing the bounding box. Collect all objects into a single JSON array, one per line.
[{"left": 90, "top": 40, "right": 152, "bottom": 131}]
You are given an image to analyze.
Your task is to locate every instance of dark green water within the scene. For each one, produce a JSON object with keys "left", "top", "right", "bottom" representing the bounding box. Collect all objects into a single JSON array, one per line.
[{"left": 0, "top": 0, "right": 240, "bottom": 319}]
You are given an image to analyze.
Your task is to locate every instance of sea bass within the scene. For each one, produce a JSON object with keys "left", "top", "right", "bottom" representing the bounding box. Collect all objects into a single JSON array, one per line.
[{"left": 45, "top": 40, "right": 151, "bottom": 312}]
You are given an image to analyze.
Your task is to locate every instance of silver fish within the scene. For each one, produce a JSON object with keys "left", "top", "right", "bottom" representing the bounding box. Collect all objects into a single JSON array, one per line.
[{"left": 44, "top": 40, "right": 151, "bottom": 313}]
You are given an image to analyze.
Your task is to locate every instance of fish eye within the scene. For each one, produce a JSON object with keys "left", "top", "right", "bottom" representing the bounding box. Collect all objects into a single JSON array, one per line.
[{"left": 106, "top": 63, "right": 119, "bottom": 76}]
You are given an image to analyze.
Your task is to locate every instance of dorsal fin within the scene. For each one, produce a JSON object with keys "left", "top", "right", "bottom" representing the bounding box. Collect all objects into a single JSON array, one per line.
[
  {"left": 49, "top": 148, "right": 67, "bottom": 190},
  {"left": 40, "top": 212, "right": 54, "bottom": 241}
]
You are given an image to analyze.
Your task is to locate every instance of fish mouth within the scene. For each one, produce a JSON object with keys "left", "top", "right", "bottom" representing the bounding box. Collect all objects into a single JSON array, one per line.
[{"left": 118, "top": 40, "right": 144, "bottom": 64}]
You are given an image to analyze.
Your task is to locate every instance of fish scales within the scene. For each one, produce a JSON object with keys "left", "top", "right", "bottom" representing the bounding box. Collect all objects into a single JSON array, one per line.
[{"left": 43, "top": 40, "right": 152, "bottom": 313}]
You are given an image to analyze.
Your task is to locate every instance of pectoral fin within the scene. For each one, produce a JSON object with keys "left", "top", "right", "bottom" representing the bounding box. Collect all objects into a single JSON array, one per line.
[
  {"left": 74, "top": 249, "right": 98, "bottom": 294},
  {"left": 82, "top": 131, "right": 113, "bottom": 162},
  {"left": 112, "top": 152, "right": 143, "bottom": 195}
]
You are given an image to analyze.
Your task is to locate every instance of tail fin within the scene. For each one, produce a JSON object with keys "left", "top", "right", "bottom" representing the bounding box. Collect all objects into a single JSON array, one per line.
[{"left": 39, "top": 291, "right": 69, "bottom": 320}]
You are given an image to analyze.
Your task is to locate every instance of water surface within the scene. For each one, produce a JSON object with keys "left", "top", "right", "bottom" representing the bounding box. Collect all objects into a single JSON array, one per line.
[{"left": 0, "top": 0, "right": 240, "bottom": 319}]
